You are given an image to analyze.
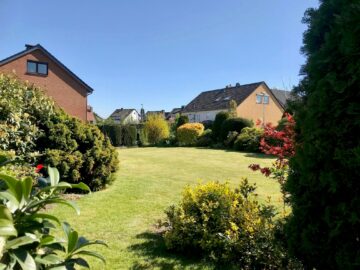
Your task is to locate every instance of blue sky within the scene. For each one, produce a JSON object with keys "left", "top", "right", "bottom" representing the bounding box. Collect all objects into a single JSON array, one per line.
[{"left": 0, "top": 0, "right": 318, "bottom": 118}]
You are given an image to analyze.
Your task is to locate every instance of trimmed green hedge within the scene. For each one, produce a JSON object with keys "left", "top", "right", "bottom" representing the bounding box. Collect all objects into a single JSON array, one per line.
[{"left": 98, "top": 124, "right": 139, "bottom": 146}]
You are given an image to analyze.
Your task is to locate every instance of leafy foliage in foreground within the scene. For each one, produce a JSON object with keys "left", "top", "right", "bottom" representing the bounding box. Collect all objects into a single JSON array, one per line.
[
  {"left": 285, "top": 1, "right": 360, "bottom": 268},
  {"left": 161, "top": 179, "right": 301, "bottom": 269},
  {"left": 0, "top": 156, "right": 106, "bottom": 269}
]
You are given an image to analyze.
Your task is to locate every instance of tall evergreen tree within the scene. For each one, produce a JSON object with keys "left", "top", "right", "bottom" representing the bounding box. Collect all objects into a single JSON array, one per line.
[{"left": 285, "top": 1, "right": 360, "bottom": 269}]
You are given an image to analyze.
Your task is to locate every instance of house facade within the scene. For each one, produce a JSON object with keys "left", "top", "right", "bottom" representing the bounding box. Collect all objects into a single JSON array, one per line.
[
  {"left": 0, "top": 44, "right": 93, "bottom": 121},
  {"left": 109, "top": 108, "right": 141, "bottom": 124},
  {"left": 182, "top": 82, "right": 289, "bottom": 125}
]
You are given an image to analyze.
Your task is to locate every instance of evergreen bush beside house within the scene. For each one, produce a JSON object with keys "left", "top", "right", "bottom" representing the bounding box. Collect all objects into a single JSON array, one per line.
[
  {"left": 284, "top": 1, "right": 360, "bottom": 269},
  {"left": 0, "top": 74, "right": 118, "bottom": 191},
  {"left": 220, "top": 117, "right": 253, "bottom": 142}
]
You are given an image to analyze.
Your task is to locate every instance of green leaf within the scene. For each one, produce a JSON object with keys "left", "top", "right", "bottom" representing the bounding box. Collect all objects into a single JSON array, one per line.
[
  {"left": 72, "top": 250, "right": 106, "bottom": 264},
  {"left": 0, "top": 205, "right": 17, "bottom": 236},
  {"left": 70, "top": 182, "right": 91, "bottom": 193},
  {"left": 67, "top": 230, "right": 79, "bottom": 253},
  {"left": 47, "top": 167, "right": 60, "bottom": 187},
  {"left": 47, "top": 266, "right": 67, "bottom": 270},
  {"left": 0, "top": 173, "right": 22, "bottom": 202},
  {"left": 0, "top": 191, "right": 20, "bottom": 212},
  {"left": 35, "top": 254, "right": 64, "bottom": 265},
  {"left": 0, "top": 263, "right": 6, "bottom": 270},
  {"left": 11, "top": 249, "right": 36, "bottom": 270},
  {"left": 21, "top": 177, "right": 33, "bottom": 202},
  {"left": 32, "top": 213, "right": 61, "bottom": 225},
  {"left": 76, "top": 237, "right": 108, "bottom": 250},
  {"left": 73, "top": 257, "right": 90, "bottom": 268},
  {"left": 49, "top": 199, "right": 80, "bottom": 215},
  {"left": 5, "top": 234, "right": 39, "bottom": 249}
]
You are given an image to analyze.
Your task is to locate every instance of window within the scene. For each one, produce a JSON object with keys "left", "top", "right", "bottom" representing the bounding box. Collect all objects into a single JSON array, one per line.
[
  {"left": 263, "top": 95, "right": 269, "bottom": 104},
  {"left": 27, "top": 60, "right": 48, "bottom": 75},
  {"left": 256, "top": 94, "right": 263, "bottom": 104},
  {"left": 256, "top": 93, "right": 269, "bottom": 104}
]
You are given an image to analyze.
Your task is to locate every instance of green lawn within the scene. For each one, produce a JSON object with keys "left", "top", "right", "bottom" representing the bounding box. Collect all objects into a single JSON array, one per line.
[{"left": 51, "top": 147, "right": 281, "bottom": 269}]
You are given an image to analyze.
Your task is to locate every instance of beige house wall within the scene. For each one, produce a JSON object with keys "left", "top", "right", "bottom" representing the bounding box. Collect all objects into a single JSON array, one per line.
[{"left": 236, "top": 84, "right": 284, "bottom": 125}]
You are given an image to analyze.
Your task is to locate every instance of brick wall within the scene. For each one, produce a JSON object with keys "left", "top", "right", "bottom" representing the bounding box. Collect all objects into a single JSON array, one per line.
[{"left": 0, "top": 49, "right": 88, "bottom": 121}]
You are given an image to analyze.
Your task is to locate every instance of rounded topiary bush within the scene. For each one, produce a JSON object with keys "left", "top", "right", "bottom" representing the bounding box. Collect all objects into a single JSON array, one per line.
[
  {"left": 220, "top": 117, "right": 253, "bottom": 141},
  {"left": 234, "top": 127, "right": 263, "bottom": 152},
  {"left": 177, "top": 123, "right": 204, "bottom": 146}
]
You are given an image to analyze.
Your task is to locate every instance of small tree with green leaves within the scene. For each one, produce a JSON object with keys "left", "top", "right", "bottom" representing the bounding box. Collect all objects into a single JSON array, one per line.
[{"left": 144, "top": 114, "right": 170, "bottom": 145}]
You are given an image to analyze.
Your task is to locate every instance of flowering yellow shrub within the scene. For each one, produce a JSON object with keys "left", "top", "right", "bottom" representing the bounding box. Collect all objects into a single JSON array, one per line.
[
  {"left": 176, "top": 123, "right": 204, "bottom": 145},
  {"left": 161, "top": 179, "right": 301, "bottom": 267}
]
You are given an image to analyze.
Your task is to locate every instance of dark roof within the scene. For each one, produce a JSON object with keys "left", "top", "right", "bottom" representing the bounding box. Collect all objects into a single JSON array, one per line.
[
  {"left": 170, "top": 107, "right": 182, "bottom": 114},
  {"left": 109, "top": 108, "right": 137, "bottom": 120},
  {"left": 270, "top": 89, "right": 291, "bottom": 108},
  {"left": 182, "top": 82, "right": 264, "bottom": 113},
  {"left": 146, "top": 110, "right": 165, "bottom": 116},
  {"left": 0, "top": 44, "right": 93, "bottom": 94}
]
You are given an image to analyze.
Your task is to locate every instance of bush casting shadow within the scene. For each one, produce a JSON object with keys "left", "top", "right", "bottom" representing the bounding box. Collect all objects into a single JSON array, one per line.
[
  {"left": 128, "top": 232, "right": 203, "bottom": 269},
  {"left": 128, "top": 231, "right": 233, "bottom": 270}
]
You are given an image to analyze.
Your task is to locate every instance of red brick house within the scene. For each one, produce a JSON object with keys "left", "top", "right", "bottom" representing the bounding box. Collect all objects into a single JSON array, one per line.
[{"left": 0, "top": 44, "right": 93, "bottom": 121}]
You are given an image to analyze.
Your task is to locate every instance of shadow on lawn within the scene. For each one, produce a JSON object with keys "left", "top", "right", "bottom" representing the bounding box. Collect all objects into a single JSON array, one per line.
[{"left": 128, "top": 232, "right": 213, "bottom": 270}]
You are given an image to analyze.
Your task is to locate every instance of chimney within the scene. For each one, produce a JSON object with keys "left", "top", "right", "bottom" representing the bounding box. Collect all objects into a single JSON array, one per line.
[{"left": 25, "top": 44, "right": 35, "bottom": 50}]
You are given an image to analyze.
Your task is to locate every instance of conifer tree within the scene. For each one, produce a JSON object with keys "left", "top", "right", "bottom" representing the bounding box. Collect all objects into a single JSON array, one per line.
[{"left": 285, "top": 1, "right": 360, "bottom": 269}]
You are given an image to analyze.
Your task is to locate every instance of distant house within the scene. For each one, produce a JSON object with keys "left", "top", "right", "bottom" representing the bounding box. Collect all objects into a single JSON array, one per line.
[
  {"left": 165, "top": 107, "right": 183, "bottom": 122},
  {"left": 0, "top": 44, "right": 93, "bottom": 121},
  {"left": 182, "top": 82, "right": 290, "bottom": 125},
  {"left": 87, "top": 105, "right": 96, "bottom": 124},
  {"left": 109, "top": 108, "right": 141, "bottom": 124},
  {"left": 145, "top": 110, "right": 165, "bottom": 119}
]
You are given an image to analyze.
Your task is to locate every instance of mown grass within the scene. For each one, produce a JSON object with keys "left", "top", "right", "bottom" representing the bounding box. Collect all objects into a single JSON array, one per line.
[{"left": 51, "top": 147, "right": 281, "bottom": 269}]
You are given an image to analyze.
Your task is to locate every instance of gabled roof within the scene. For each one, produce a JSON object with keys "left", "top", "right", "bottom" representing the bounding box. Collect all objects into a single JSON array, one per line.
[
  {"left": 0, "top": 44, "right": 93, "bottom": 94},
  {"left": 109, "top": 108, "right": 138, "bottom": 120},
  {"left": 182, "top": 82, "right": 264, "bottom": 113},
  {"left": 270, "top": 89, "right": 291, "bottom": 108}
]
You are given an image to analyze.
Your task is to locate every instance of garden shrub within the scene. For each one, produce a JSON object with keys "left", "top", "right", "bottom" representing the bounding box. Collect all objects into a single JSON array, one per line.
[
  {"left": 176, "top": 123, "right": 204, "bottom": 146},
  {"left": 284, "top": 1, "right": 360, "bottom": 268},
  {"left": 156, "top": 134, "right": 177, "bottom": 147},
  {"left": 98, "top": 124, "right": 137, "bottom": 146},
  {"left": 175, "top": 115, "right": 189, "bottom": 129},
  {"left": 0, "top": 74, "right": 119, "bottom": 191},
  {"left": 223, "top": 131, "right": 239, "bottom": 148},
  {"left": 220, "top": 117, "right": 253, "bottom": 141},
  {"left": 144, "top": 113, "right": 170, "bottom": 145},
  {"left": 162, "top": 179, "right": 301, "bottom": 268},
  {"left": 212, "top": 111, "right": 230, "bottom": 142},
  {"left": 201, "top": 120, "right": 214, "bottom": 130},
  {"left": 196, "top": 129, "right": 214, "bottom": 147},
  {"left": 234, "top": 127, "right": 263, "bottom": 152},
  {"left": 122, "top": 124, "right": 137, "bottom": 146}
]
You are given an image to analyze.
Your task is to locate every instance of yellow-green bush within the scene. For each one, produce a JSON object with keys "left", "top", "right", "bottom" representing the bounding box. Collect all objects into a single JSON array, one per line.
[
  {"left": 176, "top": 123, "right": 204, "bottom": 146},
  {"left": 144, "top": 114, "right": 170, "bottom": 145},
  {"left": 162, "top": 179, "right": 301, "bottom": 268}
]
